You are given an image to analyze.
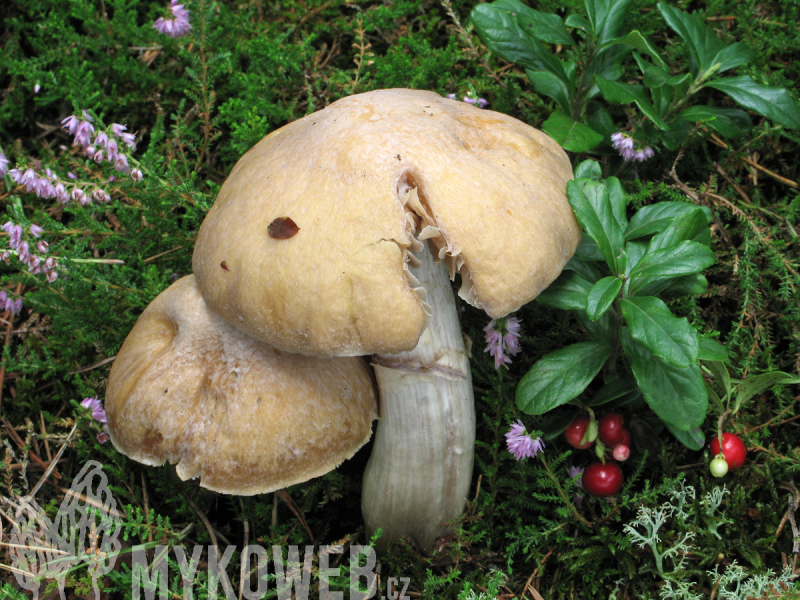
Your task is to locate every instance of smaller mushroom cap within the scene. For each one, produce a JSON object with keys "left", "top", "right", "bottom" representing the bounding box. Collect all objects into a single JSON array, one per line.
[{"left": 106, "top": 275, "right": 377, "bottom": 495}]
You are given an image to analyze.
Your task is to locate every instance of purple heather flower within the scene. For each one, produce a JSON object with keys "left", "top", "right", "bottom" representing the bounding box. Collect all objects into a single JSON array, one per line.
[
  {"left": 1, "top": 293, "right": 23, "bottom": 316},
  {"left": 92, "top": 188, "right": 111, "bottom": 203},
  {"left": 54, "top": 183, "right": 68, "bottom": 203},
  {"left": 21, "top": 168, "right": 36, "bottom": 187},
  {"left": 120, "top": 133, "right": 136, "bottom": 149},
  {"left": 154, "top": 0, "right": 192, "bottom": 38},
  {"left": 611, "top": 132, "right": 654, "bottom": 162},
  {"left": 131, "top": 169, "right": 143, "bottom": 182},
  {"left": 505, "top": 420, "right": 545, "bottom": 461},
  {"left": 94, "top": 131, "right": 109, "bottom": 148},
  {"left": 82, "top": 396, "right": 110, "bottom": 443},
  {"left": 0, "top": 153, "right": 8, "bottom": 178},
  {"left": 17, "top": 241, "right": 30, "bottom": 264},
  {"left": 73, "top": 120, "right": 96, "bottom": 148},
  {"left": 29, "top": 224, "right": 44, "bottom": 238},
  {"left": 105, "top": 138, "right": 119, "bottom": 159},
  {"left": 37, "top": 240, "right": 49, "bottom": 254},
  {"left": 464, "top": 97, "right": 489, "bottom": 108},
  {"left": 61, "top": 115, "right": 80, "bottom": 134},
  {"left": 9, "top": 224, "right": 23, "bottom": 249},
  {"left": 81, "top": 397, "right": 106, "bottom": 423},
  {"left": 34, "top": 83, "right": 41, "bottom": 94},
  {"left": 114, "top": 153, "right": 130, "bottom": 173},
  {"left": 484, "top": 316, "right": 522, "bottom": 369}
]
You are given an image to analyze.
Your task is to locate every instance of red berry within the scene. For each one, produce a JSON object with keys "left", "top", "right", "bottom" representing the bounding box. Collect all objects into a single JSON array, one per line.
[
  {"left": 598, "top": 413, "right": 625, "bottom": 446},
  {"left": 565, "top": 415, "right": 593, "bottom": 449},
  {"left": 582, "top": 462, "right": 624, "bottom": 497},
  {"left": 710, "top": 433, "right": 746, "bottom": 470},
  {"left": 612, "top": 444, "right": 630, "bottom": 461},
  {"left": 619, "top": 428, "right": 631, "bottom": 448}
]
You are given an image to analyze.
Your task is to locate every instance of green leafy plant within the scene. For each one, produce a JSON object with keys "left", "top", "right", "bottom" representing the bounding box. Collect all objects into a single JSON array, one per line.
[
  {"left": 470, "top": 0, "right": 800, "bottom": 153},
  {"left": 515, "top": 160, "right": 722, "bottom": 447}
]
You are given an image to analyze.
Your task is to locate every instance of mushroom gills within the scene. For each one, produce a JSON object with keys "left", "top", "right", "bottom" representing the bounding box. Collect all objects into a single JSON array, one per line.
[{"left": 399, "top": 185, "right": 480, "bottom": 311}]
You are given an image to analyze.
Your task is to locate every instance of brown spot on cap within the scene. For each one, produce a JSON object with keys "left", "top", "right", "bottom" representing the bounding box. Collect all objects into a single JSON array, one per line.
[{"left": 268, "top": 217, "right": 299, "bottom": 239}]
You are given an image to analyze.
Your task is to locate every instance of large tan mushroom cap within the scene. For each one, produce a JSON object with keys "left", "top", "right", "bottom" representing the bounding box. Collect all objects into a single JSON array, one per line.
[
  {"left": 193, "top": 88, "right": 579, "bottom": 357},
  {"left": 105, "top": 275, "right": 377, "bottom": 495}
]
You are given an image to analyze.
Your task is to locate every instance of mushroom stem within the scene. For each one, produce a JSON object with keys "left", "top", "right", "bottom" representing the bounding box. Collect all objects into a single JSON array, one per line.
[{"left": 363, "top": 242, "right": 475, "bottom": 552}]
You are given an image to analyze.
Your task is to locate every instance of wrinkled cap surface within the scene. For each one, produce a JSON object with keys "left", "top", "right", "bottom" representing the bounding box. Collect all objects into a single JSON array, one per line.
[
  {"left": 106, "top": 275, "right": 377, "bottom": 495},
  {"left": 193, "top": 88, "right": 579, "bottom": 357}
]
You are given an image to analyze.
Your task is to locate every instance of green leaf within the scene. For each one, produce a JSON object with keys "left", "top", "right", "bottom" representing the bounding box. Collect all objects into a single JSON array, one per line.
[
  {"left": 604, "top": 31, "right": 668, "bottom": 70},
  {"left": 585, "top": 0, "right": 634, "bottom": 45},
  {"left": 526, "top": 70, "right": 573, "bottom": 114},
  {"left": 641, "top": 63, "right": 671, "bottom": 89},
  {"left": 621, "top": 296, "right": 699, "bottom": 367},
  {"left": 706, "top": 382, "right": 725, "bottom": 413},
  {"left": 586, "top": 102, "right": 617, "bottom": 138},
  {"left": 516, "top": 342, "right": 612, "bottom": 414},
  {"left": 629, "top": 241, "right": 716, "bottom": 289},
  {"left": 665, "top": 422, "right": 705, "bottom": 450},
  {"left": 596, "top": 77, "right": 669, "bottom": 129},
  {"left": 624, "top": 240, "right": 649, "bottom": 276},
  {"left": 705, "top": 361, "right": 731, "bottom": 400},
  {"left": 565, "top": 14, "right": 592, "bottom": 31},
  {"left": 586, "top": 276, "right": 622, "bottom": 321},
  {"left": 710, "top": 42, "right": 755, "bottom": 74},
  {"left": 536, "top": 270, "right": 592, "bottom": 311},
  {"left": 652, "top": 273, "right": 709, "bottom": 296},
  {"left": 542, "top": 111, "right": 604, "bottom": 152},
  {"left": 588, "top": 377, "right": 640, "bottom": 407},
  {"left": 678, "top": 105, "right": 752, "bottom": 138},
  {"left": 567, "top": 179, "right": 626, "bottom": 274},
  {"left": 699, "top": 338, "right": 728, "bottom": 362},
  {"left": 625, "top": 202, "right": 712, "bottom": 240},
  {"left": 490, "top": 0, "right": 574, "bottom": 45},
  {"left": 563, "top": 254, "right": 605, "bottom": 283},
  {"left": 606, "top": 177, "right": 627, "bottom": 230},
  {"left": 706, "top": 77, "right": 800, "bottom": 129},
  {"left": 733, "top": 372, "right": 800, "bottom": 413},
  {"left": 647, "top": 207, "right": 711, "bottom": 252},
  {"left": 471, "top": 3, "right": 570, "bottom": 82},
  {"left": 657, "top": 3, "right": 724, "bottom": 75},
  {"left": 573, "top": 235, "right": 606, "bottom": 262},
  {"left": 621, "top": 328, "right": 708, "bottom": 430},
  {"left": 588, "top": 39, "right": 630, "bottom": 84},
  {"left": 574, "top": 159, "right": 603, "bottom": 181},
  {"left": 514, "top": 6, "right": 575, "bottom": 45},
  {"left": 577, "top": 310, "right": 615, "bottom": 345}
]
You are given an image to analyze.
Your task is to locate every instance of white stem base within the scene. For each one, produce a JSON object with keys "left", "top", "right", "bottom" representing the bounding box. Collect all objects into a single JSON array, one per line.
[{"left": 362, "top": 244, "right": 475, "bottom": 552}]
